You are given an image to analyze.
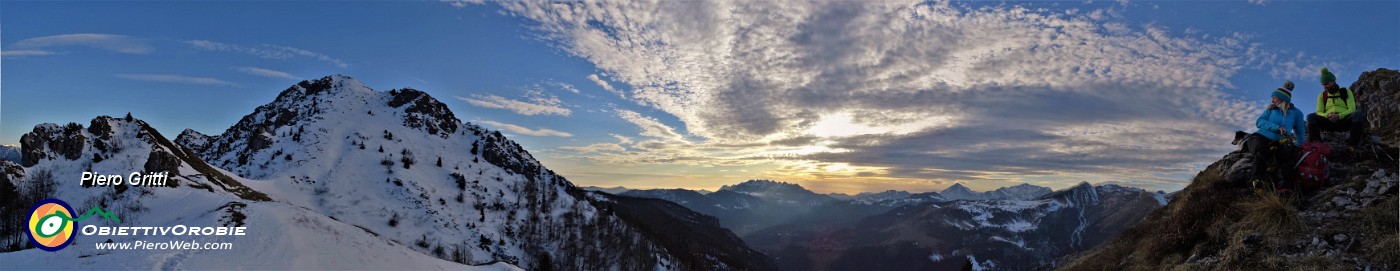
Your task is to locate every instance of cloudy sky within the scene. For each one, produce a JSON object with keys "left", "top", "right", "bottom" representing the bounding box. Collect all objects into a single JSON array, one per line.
[{"left": 3, "top": 1, "right": 1396, "bottom": 194}]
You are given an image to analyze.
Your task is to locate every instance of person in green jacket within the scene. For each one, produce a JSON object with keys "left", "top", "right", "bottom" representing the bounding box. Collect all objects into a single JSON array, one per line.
[{"left": 1307, "top": 68, "right": 1367, "bottom": 147}]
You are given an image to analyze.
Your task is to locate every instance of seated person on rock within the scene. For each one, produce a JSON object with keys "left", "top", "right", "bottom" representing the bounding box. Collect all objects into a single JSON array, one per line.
[
  {"left": 1308, "top": 67, "right": 1368, "bottom": 149},
  {"left": 1243, "top": 81, "right": 1306, "bottom": 189}
]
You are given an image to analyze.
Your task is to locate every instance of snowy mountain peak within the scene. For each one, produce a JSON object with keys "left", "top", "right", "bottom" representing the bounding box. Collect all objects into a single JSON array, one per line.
[
  {"left": 296, "top": 74, "right": 371, "bottom": 94},
  {"left": 193, "top": 75, "right": 476, "bottom": 179},
  {"left": 175, "top": 128, "right": 213, "bottom": 154},
  {"left": 943, "top": 183, "right": 975, "bottom": 193},
  {"left": 986, "top": 183, "right": 1053, "bottom": 200},
  {"left": 175, "top": 75, "right": 771, "bottom": 270},
  {"left": 940, "top": 183, "right": 984, "bottom": 200},
  {"left": 0, "top": 144, "right": 19, "bottom": 164}
]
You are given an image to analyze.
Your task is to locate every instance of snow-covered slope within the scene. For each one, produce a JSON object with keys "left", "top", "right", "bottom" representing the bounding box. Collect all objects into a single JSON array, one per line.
[
  {"left": 0, "top": 116, "right": 517, "bottom": 270},
  {"left": 179, "top": 75, "right": 770, "bottom": 270}
]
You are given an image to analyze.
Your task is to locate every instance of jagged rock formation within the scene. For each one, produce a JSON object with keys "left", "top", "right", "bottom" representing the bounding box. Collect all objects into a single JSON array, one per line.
[
  {"left": 174, "top": 129, "right": 213, "bottom": 155},
  {"left": 1352, "top": 68, "right": 1400, "bottom": 146}
]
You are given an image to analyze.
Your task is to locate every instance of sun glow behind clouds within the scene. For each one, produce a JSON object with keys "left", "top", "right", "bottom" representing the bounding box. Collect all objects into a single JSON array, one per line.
[
  {"left": 484, "top": 0, "right": 1277, "bottom": 193},
  {"left": 808, "top": 112, "right": 955, "bottom": 138}
]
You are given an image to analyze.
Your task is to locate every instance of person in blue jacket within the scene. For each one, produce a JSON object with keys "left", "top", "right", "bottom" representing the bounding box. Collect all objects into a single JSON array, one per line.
[{"left": 1242, "top": 81, "right": 1307, "bottom": 189}]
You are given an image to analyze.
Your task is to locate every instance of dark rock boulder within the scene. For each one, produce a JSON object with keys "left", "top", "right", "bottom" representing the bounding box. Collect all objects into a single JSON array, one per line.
[
  {"left": 19, "top": 122, "right": 87, "bottom": 167},
  {"left": 144, "top": 148, "right": 182, "bottom": 176},
  {"left": 1350, "top": 68, "right": 1400, "bottom": 146},
  {"left": 389, "top": 88, "right": 459, "bottom": 137}
]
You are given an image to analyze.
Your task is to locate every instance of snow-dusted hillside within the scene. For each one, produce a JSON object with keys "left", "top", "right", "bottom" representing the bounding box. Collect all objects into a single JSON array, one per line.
[
  {"left": 0, "top": 116, "right": 517, "bottom": 270},
  {"left": 178, "top": 75, "right": 770, "bottom": 270}
]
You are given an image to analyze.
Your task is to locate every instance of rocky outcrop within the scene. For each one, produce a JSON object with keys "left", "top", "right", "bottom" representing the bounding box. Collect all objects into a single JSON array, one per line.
[
  {"left": 143, "top": 148, "right": 181, "bottom": 178},
  {"left": 1060, "top": 68, "right": 1400, "bottom": 271},
  {"left": 174, "top": 128, "right": 213, "bottom": 154},
  {"left": 388, "top": 88, "right": 460, "bottom": 137},
  {"left": 19, "top": 122, "right": 86, "bottom": 166},
  {"left": 1351, "top": 68, "right": 1400, "bottom": 146}
]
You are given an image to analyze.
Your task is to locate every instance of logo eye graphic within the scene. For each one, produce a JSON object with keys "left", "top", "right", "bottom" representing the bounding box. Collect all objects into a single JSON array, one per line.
[
  {"left": 27, "top": 199, "right": 77, "bottom": 252},
  {"left": 36, "top": 213, "right": 70, "bottom": 238}
]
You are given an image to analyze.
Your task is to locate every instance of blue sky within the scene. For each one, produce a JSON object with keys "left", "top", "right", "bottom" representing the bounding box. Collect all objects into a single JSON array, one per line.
[{"left": 3, "top": 1, "right": 1397, "bottom": 194}]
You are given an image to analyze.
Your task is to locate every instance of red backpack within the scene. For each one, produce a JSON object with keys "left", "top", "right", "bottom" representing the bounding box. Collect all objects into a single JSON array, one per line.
[{"left": 1295, "top": 142, "right": 1332, "bottom": 191}]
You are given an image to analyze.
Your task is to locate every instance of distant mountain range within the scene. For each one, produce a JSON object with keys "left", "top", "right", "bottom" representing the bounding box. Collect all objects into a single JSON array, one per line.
[
  {"left": 0, "top": 145, "right": 18, "bottom": 164},
  {"left": 619, "top": 179, "right": 1167, "bottom": 270}
]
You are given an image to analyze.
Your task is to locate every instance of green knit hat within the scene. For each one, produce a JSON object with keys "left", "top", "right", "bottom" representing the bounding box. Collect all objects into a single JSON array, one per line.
[
  {"left": 1272, "top": 87, "right": 1292, "bottom": 103},
  {"left": 1320, "top": 68, "right": 1336, "bottom": 84}
]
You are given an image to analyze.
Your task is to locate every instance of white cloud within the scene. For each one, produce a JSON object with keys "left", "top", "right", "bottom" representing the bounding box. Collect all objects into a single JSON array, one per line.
[
  {"left": 587, "top": 74, "right": 623, "bottom": 97},
  {"left": 10, "top": 34, "right": 152, "bottom": 54},
  {"left": 0, "top": 50, "right": 54, "bottom": 57},
  {"left": 476, "top": 120, "right": 573, "bottom": 137},
  {"left": 498, "top": 1, "right": 1252, "bottom": 140},
  {"left": 1248, "top": 0, "right": 1270, "bottom": 6},
  {"left": 233, "top": 66, "right": 299, "bottom": 80},
  {"left": 115, "top": 74, "right": 238, "bottom": 87},
  {"left": 560, "top": 143, "right": 626, "bottom": 153},
  {"left": 456, "top": 93, "right": 571, "bottom": 116},
  {"left": 552, "top": 81, "right": 581, "bottom": 94},
  {"left": 186, "top": 40, "right": 349, "bottom": 68},
  {"left": 443, "top": 0, "right": 485, "bottom": 8},
  {"left": 473, "top": 0, "right": 1265, "bottom": 189},
  {"left": 611, "top": 134, "right": 634, "bottom": 145},
  {"left": 615, "top": 110, "right": 685, "bottom": 141}
]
